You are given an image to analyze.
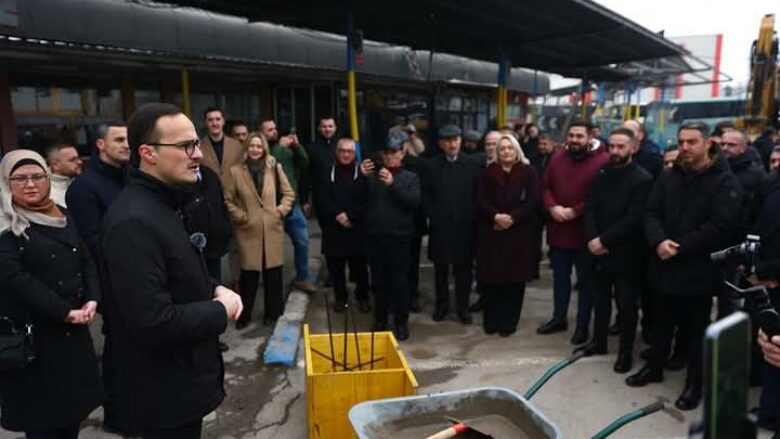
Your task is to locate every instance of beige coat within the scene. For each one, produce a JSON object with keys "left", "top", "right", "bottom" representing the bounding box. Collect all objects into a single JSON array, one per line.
[
  {"left": 200, "top": 135, "right": 245, "bottom": 183},
  {"left": 224, "top": 156, "right": 295, "bottom": 271}
]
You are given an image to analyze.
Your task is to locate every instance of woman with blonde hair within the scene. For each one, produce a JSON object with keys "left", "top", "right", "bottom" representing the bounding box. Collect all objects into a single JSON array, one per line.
[
  {"left": 224, "top": 132, "right": 295, "bottom": 328},
  {"left": 475, "top": 135, "right": 540, "bottom": 336},
  {"left": 0, "top": 150, "right": 102, "bottom": 438}
]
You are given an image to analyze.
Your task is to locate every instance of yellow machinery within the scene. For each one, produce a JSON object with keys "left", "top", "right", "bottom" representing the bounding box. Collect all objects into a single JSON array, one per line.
[{"left": 740, "top": 14, "right": 779, "bottom": 137}]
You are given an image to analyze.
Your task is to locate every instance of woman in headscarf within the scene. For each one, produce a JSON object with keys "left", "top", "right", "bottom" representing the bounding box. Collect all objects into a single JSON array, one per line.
[
  {"left": 475, "top": 135, "right": 541, "bottom": 336},
  {"left": 0, "top": 150, "right": 103, "bottom": 438},
  {"left": 224, "top": 132, "right": 295, "bottom": 328}
]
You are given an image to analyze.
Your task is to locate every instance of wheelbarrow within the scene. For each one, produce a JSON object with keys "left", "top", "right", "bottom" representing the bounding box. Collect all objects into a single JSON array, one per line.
[{"left": 349, "top": 351, "right": 669, "bottom": 438}]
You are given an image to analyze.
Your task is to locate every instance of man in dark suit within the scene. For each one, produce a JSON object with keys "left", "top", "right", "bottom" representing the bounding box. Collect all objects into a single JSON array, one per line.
[{"left": 425, "top": 125, "right": 480, "bottom": 324}]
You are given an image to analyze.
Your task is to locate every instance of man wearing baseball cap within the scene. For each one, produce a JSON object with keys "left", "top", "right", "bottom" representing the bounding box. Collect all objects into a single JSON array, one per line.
[{"left": 359, "top": 131, "right": 421, "bottom": 341}]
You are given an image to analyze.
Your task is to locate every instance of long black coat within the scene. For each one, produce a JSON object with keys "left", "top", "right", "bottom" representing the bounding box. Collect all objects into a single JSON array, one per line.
[
  {"left": 728, "top": 150, "right": 766, "bottom": 238},
  {"left": 100, "top": 169, "right": 228, "bottom": 430},
  {"left": 584, "top": 161, "right": 653, "bottom": 274},
  {"left": 475, "top": 163, "right": 541, "bottom": 284},
  {"left": 643, "top": 154, "right": 742, "bottom": 296},
  {"left": 0, "top": 218, "right": 102, "bottom": 431},
  {"left": 182, "top": 166, "right": 231, "bottom": 261},
  {"left": 318, "top": 164, "right": 368, "bottom": 258},
  {"left": 424, "top": 154, "right": 480, "bottom": 263}
]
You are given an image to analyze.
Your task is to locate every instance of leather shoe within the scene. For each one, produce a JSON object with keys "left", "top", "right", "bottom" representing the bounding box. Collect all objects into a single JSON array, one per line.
[
  {"left": 432, "top": 307, "right": 448, "bottom": 322},
  {"left": 394, "top": 323, "right": 409, "bottom": 341},
  {"left": 613, "top": 352, "right": 633, "bottom": 374},
  {"left": 457, "top": 312, "right": 472, "bottom": 325},
  {"left": 408, "top": 298, "right": 420, "bottom": 313},
  {"left": 469, "top": 297, "right": 484, "bottom": 312},
  {"left": 570, "top": 326, "right": 589, "bottom": 345},
  {"left": 235, "top": 320, "right": 249, "bottom": 330},
  {"left": 294, "top": 280, "right": 318, "bottom": 294},
  {"left": 357, "top": 299, "right": 372, "bottom": 314},
  {"left": 674, "top": 385, "right": 701, "bottom": 411},
  {"left": 609, "top": 321, "right": 621, "bottom": 336},
  {"left": 665, "top": 353, "right": 686, "bottom": 371},
  {"left": 536, "top": 319, "right": 568, "bottom": 335},
  {"left": 218, "top": 340, "right": 229, "bottom": 352},
  {"left": 333, "top": 301, "right": 347, "bottom": 314},
  {"left": 626, "top": 363, "right": 663, "bottom": 387},
  {"left": 574, "top": 342, "right": 607, "bottom": 357}
]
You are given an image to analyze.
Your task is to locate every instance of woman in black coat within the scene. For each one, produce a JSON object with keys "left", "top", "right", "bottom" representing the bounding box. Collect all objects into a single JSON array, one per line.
[
  {"left": 0, "top": 150, "right": 102, "bottom": 438},
  {"left": 475, "top": 135, "right": 541, "bottom": 336}
]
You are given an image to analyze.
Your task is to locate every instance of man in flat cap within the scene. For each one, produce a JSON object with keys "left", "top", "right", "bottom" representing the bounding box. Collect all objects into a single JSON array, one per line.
[
  {"left": 360, "top": 131, "right": 421, "bottom": 341},
  {"left": 424, "top": 125, "right": 480, "bottom": 323}
]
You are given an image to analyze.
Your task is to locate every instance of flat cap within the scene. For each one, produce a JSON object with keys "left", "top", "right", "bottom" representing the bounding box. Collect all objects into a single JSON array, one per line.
[
  {"left": 385, "top": 130, "right": 409, "bottom": 150},
  {"left": 437, "top": 124, "right": 462, "bottom": 139},
  {"left": 464, "top": 129, "right": 482, "bottom": 142}
]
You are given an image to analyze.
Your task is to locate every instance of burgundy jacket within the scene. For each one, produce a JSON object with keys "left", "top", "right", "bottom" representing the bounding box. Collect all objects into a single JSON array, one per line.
[
  {"left": 476, "top": 162, "right": 541, "bottom": 284},
  {"left": 542, "top": 144, "right": 609, "bottom": 250}
]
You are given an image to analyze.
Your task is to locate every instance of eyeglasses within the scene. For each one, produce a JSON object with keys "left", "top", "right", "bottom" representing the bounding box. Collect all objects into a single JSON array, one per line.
[
  {"left": 9, "top": 173, "right": 48, "bottom": 186},
  {"left": 148, "top": 139, "right": 201, "bottom": 157}
]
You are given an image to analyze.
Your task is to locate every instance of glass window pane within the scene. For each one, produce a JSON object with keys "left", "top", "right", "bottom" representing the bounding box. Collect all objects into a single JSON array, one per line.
[
  {"left": 448, "top": 96, "right": 462, "bottom": 112},
  {"left": 97, "top": 89, "right": 121, "bottom": 117},
  {"left": 58, "top": 88, "right": 82, "bottom": 112},
  {"left": 36, "top": 88, "right": 52, "bottom": 112},
  {"left": 11, "top": 86, "right": 37, "bottom": 112}
]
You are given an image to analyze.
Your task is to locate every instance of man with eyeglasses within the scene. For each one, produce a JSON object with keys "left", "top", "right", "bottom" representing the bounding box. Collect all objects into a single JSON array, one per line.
[
  {"left": 100, "top": 103, "right": 242, "bottom": 438},
  {"left": 46, "top": 142, "right": 82, "bottom": 207},
  {"left": 199, "top": 107, "right": 244, "bottom": 182}
]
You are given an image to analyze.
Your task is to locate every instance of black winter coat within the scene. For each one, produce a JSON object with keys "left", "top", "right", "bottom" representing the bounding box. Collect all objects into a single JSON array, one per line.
[
  {"left": 65, "top": 158, "right": 126, "bottom": 258},
  {"left": 318, "top": 164, "right": 368, "bottom": 257},
  {"left": 643, "top": 154, "right": 742, "bottom": 296},
  {"left": 365, "top": 168, "right": 420, "bottom": 237},
  {"left": 402, "top": 154, "right": 429, "bottom": 233},
  {"left": 755, "top": 189, "right": 780, "bottom": 280},
  {"left": 307, "top": 136, "right": 338, "bottom": 222},
  {"left": 424, "top": 154, "right": 480, "bottom": 263},
  {"left": 584, "top": 161, "right": 653, "bottom": 274},
  {"left": 182, "top": 166, "right": 231, "bottom": 261},
  {"left": 0, "top": 218, "right": 102, "bottom": 431},
  {"left": 99, "top": 169, "right": 228, "bottom": 430},
  {"left": 728, "top": 151, "right": 766, "bottom": 238},
  {"left": 635, "top": 148, "right": 663, "bottom": 179}
]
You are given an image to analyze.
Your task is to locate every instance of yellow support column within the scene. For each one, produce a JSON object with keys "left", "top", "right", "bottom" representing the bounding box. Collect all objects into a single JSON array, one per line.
[{"left": 181, "top": 66, "right": 191, "bottom": 118}]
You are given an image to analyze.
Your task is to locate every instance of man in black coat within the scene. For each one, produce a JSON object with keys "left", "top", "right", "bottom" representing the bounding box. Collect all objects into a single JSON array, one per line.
[
  {"left": 627, "top": 122, "right": 742, "bottom": 412},
  {"left": 622, "top": 120, "right": 663, "bottom": 179},
  {"left": 317, "top": 138, "right": 370, "bottom": 313},
  {"left": 425, "top": 125, "right": 480, "bottom": 324},
  {"left": 360, "top": 132, "right": 421, "bottom": 341},
  {"left": 306, "top": 116, "right": 339, "bottom": 222},
  {"left": 100, "top": 103, "right": 243, "bottom": 438},
  {"left": 577, "top": 128, "right": 652, "bottom": 374},
  {"left": 719, "top": 130, "right": 767, "bottom": 318}
]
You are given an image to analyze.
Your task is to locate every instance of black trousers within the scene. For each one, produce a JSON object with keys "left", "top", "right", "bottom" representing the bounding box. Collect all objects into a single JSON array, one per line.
[
  {"left": 592, "top": 271, "right": 638, "bottom": 353},
  {"left": 143, "top": 420, "right": 202, "bottom": 439},
  {"left": 408, "top": 230, "right": 424, "bottom": 305},
  {"left": 649, "top": 295, "right": 712, "bottom": 390},
  {"left": 483, "top": 282, "right": 526, "bottom": 334},
  {"left": 326, "top": 254, "right": 369, "bottom": 304},
  {"left": 367, "top": 235, "right": 411, "bottom": 325},
  {"left": 26, "top": 426, "right": 80, "bottom": 439},
  {"left": 434, "top": 262, "right": 473, "bottom": 314},
  {"left": 238, "top": 266, "right": 283, "bottom": 324}
]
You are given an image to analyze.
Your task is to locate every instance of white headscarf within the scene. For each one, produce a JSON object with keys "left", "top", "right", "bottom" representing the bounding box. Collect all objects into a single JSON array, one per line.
[{"left": 0, "top": 149, "right": 67, "bottom": 238}]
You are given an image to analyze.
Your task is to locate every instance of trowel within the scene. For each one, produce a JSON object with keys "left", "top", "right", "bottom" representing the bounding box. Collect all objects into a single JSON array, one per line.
[{"left": 421, "top": 415, "right": 499, "bottom": 438}]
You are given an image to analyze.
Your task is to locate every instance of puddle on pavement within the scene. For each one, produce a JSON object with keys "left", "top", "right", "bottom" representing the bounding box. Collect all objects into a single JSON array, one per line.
[{"left": 409, "top": 347, "right": 437, "bottom": 359}]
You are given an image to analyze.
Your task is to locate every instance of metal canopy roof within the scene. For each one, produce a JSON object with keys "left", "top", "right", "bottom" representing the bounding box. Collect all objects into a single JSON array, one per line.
[{"left": 168, "top": 0, "right": 689, "bottom": 79}]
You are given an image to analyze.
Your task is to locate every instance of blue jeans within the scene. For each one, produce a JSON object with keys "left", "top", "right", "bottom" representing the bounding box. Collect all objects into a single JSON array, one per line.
[
  {"left": 283, "top": 204, "right": 311, "bottom": 282},
  {"left": 550, "top": 248, "right": 593, "bottom": 329}
]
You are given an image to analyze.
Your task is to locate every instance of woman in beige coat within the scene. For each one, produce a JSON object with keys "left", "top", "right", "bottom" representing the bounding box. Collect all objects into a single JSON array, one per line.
[{"left": 224, "top": 132, "right": 295, "bottom": 328}]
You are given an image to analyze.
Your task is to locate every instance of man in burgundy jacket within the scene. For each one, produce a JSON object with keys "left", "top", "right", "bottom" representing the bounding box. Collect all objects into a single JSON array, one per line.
[{"left": 537, "top": 121, "right": 609, "bottom": 345}]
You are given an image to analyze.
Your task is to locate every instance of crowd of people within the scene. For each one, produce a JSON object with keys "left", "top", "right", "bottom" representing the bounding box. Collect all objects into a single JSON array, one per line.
[{"left": 1, "top": 99, "right": 780, "bottom": 437}]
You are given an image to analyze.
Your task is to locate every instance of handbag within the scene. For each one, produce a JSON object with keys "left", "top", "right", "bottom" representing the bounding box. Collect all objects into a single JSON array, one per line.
[{"left": 0, "top": 316, "right": 36, "bottom": 371}]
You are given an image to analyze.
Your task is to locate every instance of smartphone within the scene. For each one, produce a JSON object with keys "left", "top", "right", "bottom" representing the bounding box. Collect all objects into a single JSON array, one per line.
[{"left": 702, "top": 312, "right": 751, "bottom": 439}]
